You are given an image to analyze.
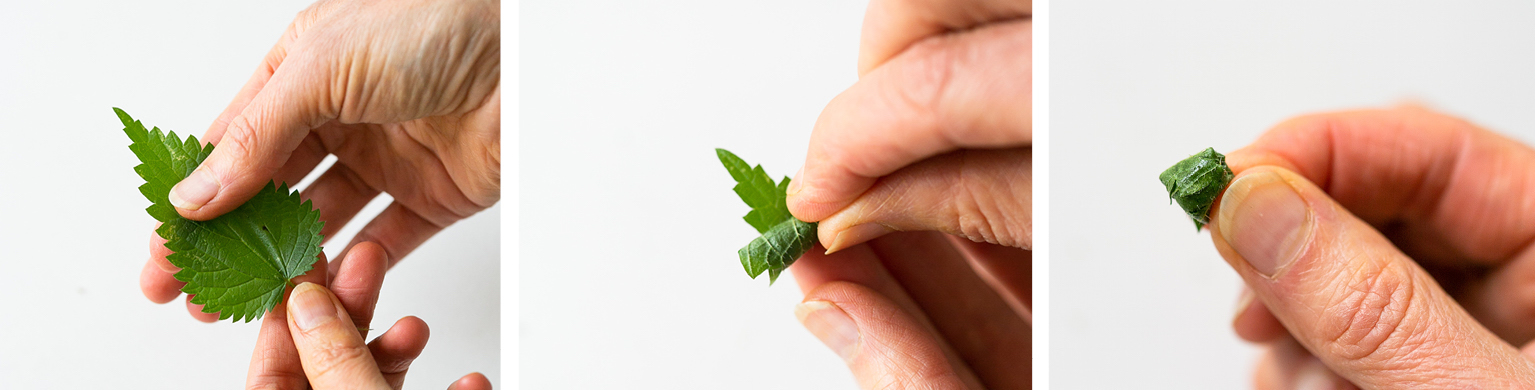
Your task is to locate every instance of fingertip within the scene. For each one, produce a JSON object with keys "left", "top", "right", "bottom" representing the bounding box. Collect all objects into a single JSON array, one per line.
[
  {"left": 285, "top": 283, "right": 390, "bottom": 388},
  {"left": 186, "top": 296, "right": 219, "bottom": 323},
  {"left": 820, "top": 222, "right": 894, "bottom": 255},
  {"left": 787, "top": 194, "right": 854, "bottom": 224},
  {"left": 785, "top": 166, "right": 806, "bottom": 197},
  {"left": 376, "top": 316, "right": 431, "bottom": 349},
  {"left": 785, "top": 167, "right": 872, "bottom": 224},
  {"left": 397, "top": 315, "right": 430, "bottom": 338},
  {"left": 343, "top": 241, "right": 390, "bottom": 269},
  {"left": 140, "top": 260, "right": 182, "bottom": 304},
  {"left": 370, "top": 316, "right": 432, "bottom": 374},
  {"left": 448, "top": 372, "right": 492, "bottom": 390}
]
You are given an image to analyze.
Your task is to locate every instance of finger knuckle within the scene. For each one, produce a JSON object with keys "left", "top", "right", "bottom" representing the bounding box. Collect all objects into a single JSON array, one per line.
[
  {"left": 307, "top": 341, "right": 375, "bottom": 380},
  {"left": 886, "top": 40, "right": 956, "bottom": 126},
  {"left": 950, "top": 159, "right": 1028, "bottom": 248},
  {"left": 1315, "top": 259, "right": 1421, "bottom": 364},
  {"left": 221, "top": 118, "right": 265, "bottom": 158}
]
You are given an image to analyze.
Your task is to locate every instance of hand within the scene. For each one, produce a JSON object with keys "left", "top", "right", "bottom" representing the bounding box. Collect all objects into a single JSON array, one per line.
[
  {"left": 1210, "top": 107, "right": 1535, "bottom": 388},
  {"left": 139, "top": 0, "right": 502, "bottom": 321},
  {"left": 786, "top": 0, "right": 1031, "bottom": 252},
  {"left": 245, "top": 241, "right": 491, "bottom": 389},
  {"left": 786, "top": 0, "right": 1031, "bottom": 388},
  {"left": 792, "top": 233, "right": 1030, "bottom": 389}
]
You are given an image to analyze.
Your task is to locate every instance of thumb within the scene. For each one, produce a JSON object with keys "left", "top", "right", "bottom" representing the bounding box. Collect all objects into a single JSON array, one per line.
[
  {"left": 287, "top": 282, "right": 391, "bottom": 389},
  {"left": 169, "top": 63, "right": 329, "bottom": 220},
  {"left": 817, "top": 147, "right": 1031, "bottom": 253},
  {"left": 1210, "top": 166, "right": 1535, "bottom": 388},
  {"left": 795, "top": 281, "right": 973, "bottom": 390}
]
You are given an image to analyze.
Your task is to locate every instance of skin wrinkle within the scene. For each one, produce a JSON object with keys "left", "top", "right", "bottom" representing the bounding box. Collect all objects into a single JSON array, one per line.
[
  {"left": 1304, "top": 219, "right": 1507, "bottom": 387},
  {"left": 1323, "top": 259, "right": 1412, "bottom": 364},
  {"left": 317, "top": 123, "right": 476, "bottom": 228},
  {"left": 403, "top": 120, "right": 491, "bottom": 212},
  {"left": 955, "top": 152, "right": 1027, "bottom": 248},
  {"left": 339, "top": 36, "right": 371, "bottom": 123},
  {"left": 951, "top": 155, "right": 996, "bottom": 245},
  {"left": 397, "top": 125, "right": 478, "bottom": 224},
  {"left": 862, "top": 308, "right": 923, "bottom": 387},
  {"left": 844, "top": 286, "right": 966, "bottom": 390},
  {"left": 981, "top": 158, "right": 1020, "bottom": 246},
  {"left": 215, "top": 118, "right": 271, "bottom": 190},
  {"left": 303, "top": 336, "right": 374, "bottom": 382}
]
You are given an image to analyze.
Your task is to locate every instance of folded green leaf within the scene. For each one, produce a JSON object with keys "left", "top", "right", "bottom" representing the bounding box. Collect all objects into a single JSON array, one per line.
[
  {"left": 120, "top": 108, "right": 324, "bottom": 322},
  {"left": 738, "top": 217, "right": 818, "bottom": 283},
  {"left": 717, "top": 148, "right": 817, "bottom": 284},
  {"left": 1159, "top": 147, "right": 1233, "bottom": 231}
]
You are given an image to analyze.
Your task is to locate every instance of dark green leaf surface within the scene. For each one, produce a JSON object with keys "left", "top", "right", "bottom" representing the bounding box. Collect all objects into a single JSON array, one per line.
[
  {"left": 1159, "top": 147, "right": 1233, "bottom": 231},
  {"left": 739, "top": 218, "right": 818, "bottom": 283},
  {"left": 120, "top": 108, "right": 324, "bottom": 322},
  {"left": 717, "top": 148, "right": 817, "bottom": 284}
]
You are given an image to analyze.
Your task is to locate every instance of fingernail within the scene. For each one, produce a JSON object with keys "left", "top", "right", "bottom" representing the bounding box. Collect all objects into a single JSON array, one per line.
[
  {"left": 786, "top": 167, "right": 806, "bottom": 196},
  {"left": 290, "top": 282, "right": 336, "bottom": 331},
  {"left": 169, "top": 168, "right": 219, "bottom": 211},
  {"left": 1217, "top": 170, "right": 1313, "bottom": 278},
  {"left": 794, "top": 300, "right": 859, "bottom": 360},
  {"left": 825, "top": 223, "right": 893, "bottom": 254}
]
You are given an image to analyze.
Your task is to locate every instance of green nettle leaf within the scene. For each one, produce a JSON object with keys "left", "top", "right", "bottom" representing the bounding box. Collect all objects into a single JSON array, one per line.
[
  {"left": 717, "top": 148, "right": 818, "bottom": 284},
  {"left": 1159, "top": 147, "right": 1234, "bottom": 231},
  {"left": 119, "top": 108, "right": 324, "bottom": 322}
]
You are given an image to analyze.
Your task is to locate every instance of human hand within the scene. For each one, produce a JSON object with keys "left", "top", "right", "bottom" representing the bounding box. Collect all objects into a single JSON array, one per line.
[
  {"left": 245, "top": 241, "right": 491, "bottom": 389},
  {"left": 139, "top": 0, "right": 501, "bottom": 322},
  {"left": 792, "top": 233, "right": 1030, "bottom": 389},
  {"left": 784, "top": 1, "right": 1031, "bottom": 388},
  {"left": 1211, "top": 107, "right": 1535, "bottom": 388},
  {"left": 785, "top": 0, "right": 1031, "bottom": 252}
]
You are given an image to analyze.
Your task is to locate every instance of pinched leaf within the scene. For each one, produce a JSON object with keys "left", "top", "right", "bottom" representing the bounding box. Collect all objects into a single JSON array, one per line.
[
  {"left": 738, "top": 218, "right": 818, "bottom": 284},
  {"left": 718, "top": 148, "right": 818, "bottom": 284},
  {"left": 716, "top": 148, "right": 792, "bottom": 234},
  {"left": 120, "top": 108, "right": 324, "bottom": 322},
  {"left": 1159, "top": 147, "right": 1233, "bottom": 231}
]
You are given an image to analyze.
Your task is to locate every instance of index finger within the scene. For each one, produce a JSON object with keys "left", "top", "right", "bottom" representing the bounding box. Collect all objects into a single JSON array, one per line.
[
  {"left": 1227, "top": 106, "right": 1535, "bottom": 266},
  {"left": 788, "top": 20, "right": 1031, "bottom": 222},
  {"left": 858, "top": 0, "right": 1031, "bottom": 74}
]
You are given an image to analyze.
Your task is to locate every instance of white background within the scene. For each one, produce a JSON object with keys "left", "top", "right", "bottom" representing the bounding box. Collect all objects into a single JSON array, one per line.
[
  {"left": 0, "top": 1, "right": 501, "bottom": 388},
  {"left": 521, "top": 0, "right": 868, "bottom": 388},
  {"left": 1052, "top": 1, "right": 1535, "bottom": 388}
]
